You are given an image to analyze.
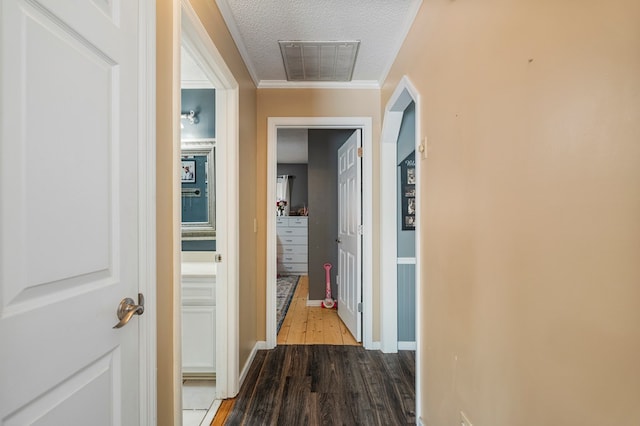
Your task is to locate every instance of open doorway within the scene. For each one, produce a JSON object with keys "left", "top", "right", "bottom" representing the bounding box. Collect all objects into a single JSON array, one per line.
[
  {"left": 266, "top": 117, "right": 374, "bottom": 349},
  {"left": 275, "top": 128, "right": 362, "bottom": 344},
  {"left": 178, "top": 2, "right": 240, "bottom": 425},
  {"left": 379, "top": 76, "right": 422, "bottom": 418}
]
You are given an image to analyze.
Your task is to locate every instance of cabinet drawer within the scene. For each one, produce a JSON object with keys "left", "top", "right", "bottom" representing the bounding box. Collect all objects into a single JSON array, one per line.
[
  {"left": 278, "top": 244, "right": 308, "bottom": 254},
  {"left": 278, "top": 264, "right": 308, "bottom": 274},
  {"left": 288, "top": 217, "right": 308, "bottom": 227},
  {"left": 279, "top": 253, "right": 307, "bottom": 263},
  {"left": 277, "top": 227, "right": 307, "bottom": 236},
  {"left": 277, "top": 235, "right": 307, "bottom": 245}
]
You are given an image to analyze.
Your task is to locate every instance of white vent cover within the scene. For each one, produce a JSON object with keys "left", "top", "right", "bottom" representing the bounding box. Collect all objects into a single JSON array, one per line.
[{"left": 278, "top": 41, "right": 360, "bottom": 81}]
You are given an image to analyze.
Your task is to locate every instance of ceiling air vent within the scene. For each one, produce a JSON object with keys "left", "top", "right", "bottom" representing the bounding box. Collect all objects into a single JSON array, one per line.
[{"left": 278, "top": 41, "right": 360, "bottom": 82}]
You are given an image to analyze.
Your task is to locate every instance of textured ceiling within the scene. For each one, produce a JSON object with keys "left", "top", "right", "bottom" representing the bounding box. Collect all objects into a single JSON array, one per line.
[{"left": 216, "top": 0, "right": 422, "bottom": 88}]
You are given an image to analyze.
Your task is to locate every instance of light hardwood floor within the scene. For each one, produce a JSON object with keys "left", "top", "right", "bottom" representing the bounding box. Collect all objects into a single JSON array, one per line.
[{"left": 277, "top": 275, "right": 360, "bottom": 346}]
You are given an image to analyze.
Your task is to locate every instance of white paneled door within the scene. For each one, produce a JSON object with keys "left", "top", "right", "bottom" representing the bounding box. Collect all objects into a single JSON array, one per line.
[
  {"left": 0, "top": 0, "right": 150, "bottom": 424},
  {"left": 337, "top": 130, "right": 362, "bottom": 342}
]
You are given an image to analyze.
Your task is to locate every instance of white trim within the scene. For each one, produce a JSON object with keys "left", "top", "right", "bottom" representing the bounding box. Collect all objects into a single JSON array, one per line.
[
  {"left": 397, "top": 257, "right": 417, "bottom": 265},
  {"left": 380, "top": 76, "right": 422, "bottom": 420},
  {"left": 200, "top": 399, "right": 221, "bottom": 426},
  {"left": 306, "top": 299, "right": 323, "bottom": 307},
  {"left": 368, "top": 341, "right": 382, "bottom": 351},
  {"left": 180, "top": 80, "right": 214, "bottom": 89},
  {"left": 257, "top": 80, "right": 380, "bottom": 90},
  {"left": 214, "top": 0, "right": 260, "bottom": 86},
  {"left": 139, "top": 0, "right": 156, "bottom": 424},
  {"left": 398, "top": 341, "right": 417, "bottom": 351},
  {"left": 239, "top": 341, "right": 267, "bottom": 386},
  {"left": 266, "top": 117, "right": 374, "bottom": 350},
  {"left": 180, "top": 0, "right": 240, "bottom": 404}
]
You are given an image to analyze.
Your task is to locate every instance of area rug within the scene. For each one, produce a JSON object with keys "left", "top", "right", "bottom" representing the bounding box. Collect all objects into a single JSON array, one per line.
[{"left": 277, "top": 275, "right": 300, "bottom": 332}]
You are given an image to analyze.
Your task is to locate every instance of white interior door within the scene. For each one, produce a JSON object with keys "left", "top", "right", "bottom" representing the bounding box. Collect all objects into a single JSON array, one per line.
[
  {"left": 0, "top": 0, "right": 148, "bottom": 424},
  {"left": 337, "top": 130, "right": 362, "bottom": 342}
]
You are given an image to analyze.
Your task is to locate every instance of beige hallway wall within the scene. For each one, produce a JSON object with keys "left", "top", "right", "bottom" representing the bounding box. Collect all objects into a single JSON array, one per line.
[
  {"left": 156, "top": 0, "right": 257, "bottom": 424},
  {"left": 255, "top": 89, "right": 381, "bottom": 341},
  {"left": 383, "top": 0, "right": 640, "bottom": 424}
]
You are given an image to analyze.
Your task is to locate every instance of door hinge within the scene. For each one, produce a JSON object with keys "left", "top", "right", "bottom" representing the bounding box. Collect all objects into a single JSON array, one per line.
[
  {"left": 214, "top": 254, "right": 222, "bottom": 263},
  {"left": 357, "top": 147, "right": 363, "bottom": 158},
  {"left": 357, "top": 225, "right": 364, "bottom": 235},
  {"left": 357, "top": 302, "right": 363, "bottom": 312}
]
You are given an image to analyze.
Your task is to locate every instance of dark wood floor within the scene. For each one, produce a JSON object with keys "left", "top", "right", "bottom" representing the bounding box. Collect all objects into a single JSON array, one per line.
[{"left": 224, "top": 345, "right": 415, "bottom": 425}]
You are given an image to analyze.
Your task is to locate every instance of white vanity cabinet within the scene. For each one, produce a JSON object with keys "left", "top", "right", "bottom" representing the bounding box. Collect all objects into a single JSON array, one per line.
[
  {"left": 277, "top": 216, "right": 308, "bottom": 275},
  {"left": 181, "top": 258, "right": 216, "bottom": 375}
]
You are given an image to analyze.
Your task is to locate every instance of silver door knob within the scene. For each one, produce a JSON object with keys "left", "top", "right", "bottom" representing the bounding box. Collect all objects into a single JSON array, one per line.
[
  {"left": 113, "top": 293, "right": 145, "bottom": 329},
  {"left": 336, "top": 238, "right": 342, "bottom": 244}
]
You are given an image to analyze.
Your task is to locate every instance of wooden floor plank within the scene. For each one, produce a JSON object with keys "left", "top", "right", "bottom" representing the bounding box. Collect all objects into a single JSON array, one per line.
[
  {"left": 209, "top": 398, "right": 234, "bottom": 426},
  {"left": 277, "top": 275, "right": 360, "bottom": 346},
  {"left": 225, "top": 345, "right": 415, "bottom": 425}
]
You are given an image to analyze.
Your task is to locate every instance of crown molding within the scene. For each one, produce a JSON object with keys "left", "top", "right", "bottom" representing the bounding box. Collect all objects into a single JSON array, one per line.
[
  {"left": 257, "top": 80, "right": 380, "bottom": 90},
  {"left": 215, "top": 0, "right": 261, "bottom": 86}
]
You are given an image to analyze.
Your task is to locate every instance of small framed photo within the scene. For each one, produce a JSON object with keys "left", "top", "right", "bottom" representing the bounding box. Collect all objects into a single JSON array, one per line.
[
  {"left": 406, "top": 167, "right": 416, "bottom": 185},
  {"left": 181, "top": 160, "right": 196, "bottom": 183},
  {"left": 404, "top": 186, "right": 416, "bottom": 197},
  {"left": 407, "top": 198, "right": 416, "bottom": 215},
  {"left": 405, "top": 215, "right": 415, "bottom": 228}
]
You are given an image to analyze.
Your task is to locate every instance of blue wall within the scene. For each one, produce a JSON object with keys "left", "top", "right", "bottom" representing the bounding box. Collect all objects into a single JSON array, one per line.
[
  {"left": 181, "top": 89, "right": 215, "bottom": 139},
  {"left": 182, "top": 88, "right": 216, "bottom": 251},
  {"left": 396, "top": 101, "right": 416, "bottom": 342},
  {"left": 181, "top": 155, "right": 209, "bottom": 223}
]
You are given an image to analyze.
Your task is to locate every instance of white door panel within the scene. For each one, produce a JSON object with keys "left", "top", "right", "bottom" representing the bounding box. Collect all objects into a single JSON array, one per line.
[
  {"left": 337, "top": 130, "right": 362, "bottom": 342},
  {"left": 1, "top": 0, "right": 144, "bottom": 423}
]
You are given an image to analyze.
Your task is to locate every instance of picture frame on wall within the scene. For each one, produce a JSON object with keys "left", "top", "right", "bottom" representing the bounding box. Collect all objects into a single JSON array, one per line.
[
  {"left": 400, "top": 151, "right": 416, "bottom": 230},
  {"left": 181, "top": 159, "right": 196, "bottom": 183},
  {"left": 406, "top": 166, "right": 416, "bottom": 185}
]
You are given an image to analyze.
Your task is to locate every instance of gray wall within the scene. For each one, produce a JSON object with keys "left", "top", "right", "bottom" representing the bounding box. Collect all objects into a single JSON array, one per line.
[
  {"left": 276, "top": 163, "right": 308, "bottom": 213},
  {"left": 397, "top": 101, "right": 416, "bottom": 341},
  {"left": 307, "top": 129, "right": 355, "bottom": 300}
]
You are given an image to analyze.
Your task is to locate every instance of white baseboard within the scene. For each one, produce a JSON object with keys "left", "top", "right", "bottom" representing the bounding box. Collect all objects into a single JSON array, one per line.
[
  {"left": 366, "top": 341, "right": 381, "bottom": 350},
  {"left": 239, "top": 340, "right": 267, "bottom": 388},
  {"left": 306, "top": 299, "right": 322, "bottom": 307},
  {"left": 398, "top": 341, "right": 417, "bottom": 351}
]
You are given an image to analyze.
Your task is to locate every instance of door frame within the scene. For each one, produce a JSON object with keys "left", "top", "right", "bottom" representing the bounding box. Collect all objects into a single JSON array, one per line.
[
  {"left": 179, "top": 0, "right": 240, "bottom": 400},
  {"left": 266, "top": 117, "right": 373, "bottom": 349},
  {"left": 140, "top": 0, "right": 157, "bottom": 423},
  {"left": 379, "top": 76, "right": 422, "bottom": 417}
]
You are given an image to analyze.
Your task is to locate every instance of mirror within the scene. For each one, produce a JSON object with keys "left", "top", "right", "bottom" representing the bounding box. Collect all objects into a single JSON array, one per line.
[{"left": 181, "top": 139, "right": 215, "bottom": 239}]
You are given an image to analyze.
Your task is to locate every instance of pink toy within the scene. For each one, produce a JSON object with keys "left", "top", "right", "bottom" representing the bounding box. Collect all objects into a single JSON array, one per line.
[{"left": 321, "top": 263, "right": 336, "bottom": 309}]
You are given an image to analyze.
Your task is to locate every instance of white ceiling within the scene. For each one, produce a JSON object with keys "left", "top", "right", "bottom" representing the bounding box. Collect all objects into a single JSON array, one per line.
[
  {"left": 215, "top": 0, "right": 422, "bottom": 88},
  {"left": 181, "top": 47, "right": 211, "bottom": 87}
]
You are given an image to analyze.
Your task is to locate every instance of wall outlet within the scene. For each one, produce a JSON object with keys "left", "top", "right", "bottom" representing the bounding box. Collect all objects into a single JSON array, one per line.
[{"left": 460, "top": 411, "right": 473, "bottom": 426}]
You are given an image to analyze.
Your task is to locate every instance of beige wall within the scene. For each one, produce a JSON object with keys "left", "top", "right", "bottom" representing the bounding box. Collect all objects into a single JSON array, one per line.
[
  {"left": 255, "top": 89, "right": 382, "bottom": 340},
  {"left": 156, "top": 1, "right": 257, "bottom": 424},
  {"left": 156, "top": 1, "right": 180, "bottom": 424},
  {"left": 188, "top": 0, "right": 259, "bottom": 388},
  {"left": 383, "top": 0, "right": 640, "bottom": 424}
]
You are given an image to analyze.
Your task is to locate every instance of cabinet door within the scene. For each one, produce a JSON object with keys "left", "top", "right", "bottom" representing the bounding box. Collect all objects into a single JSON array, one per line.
[{"left": 182, "top": 306, "right": 216, "bottom": 374}]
